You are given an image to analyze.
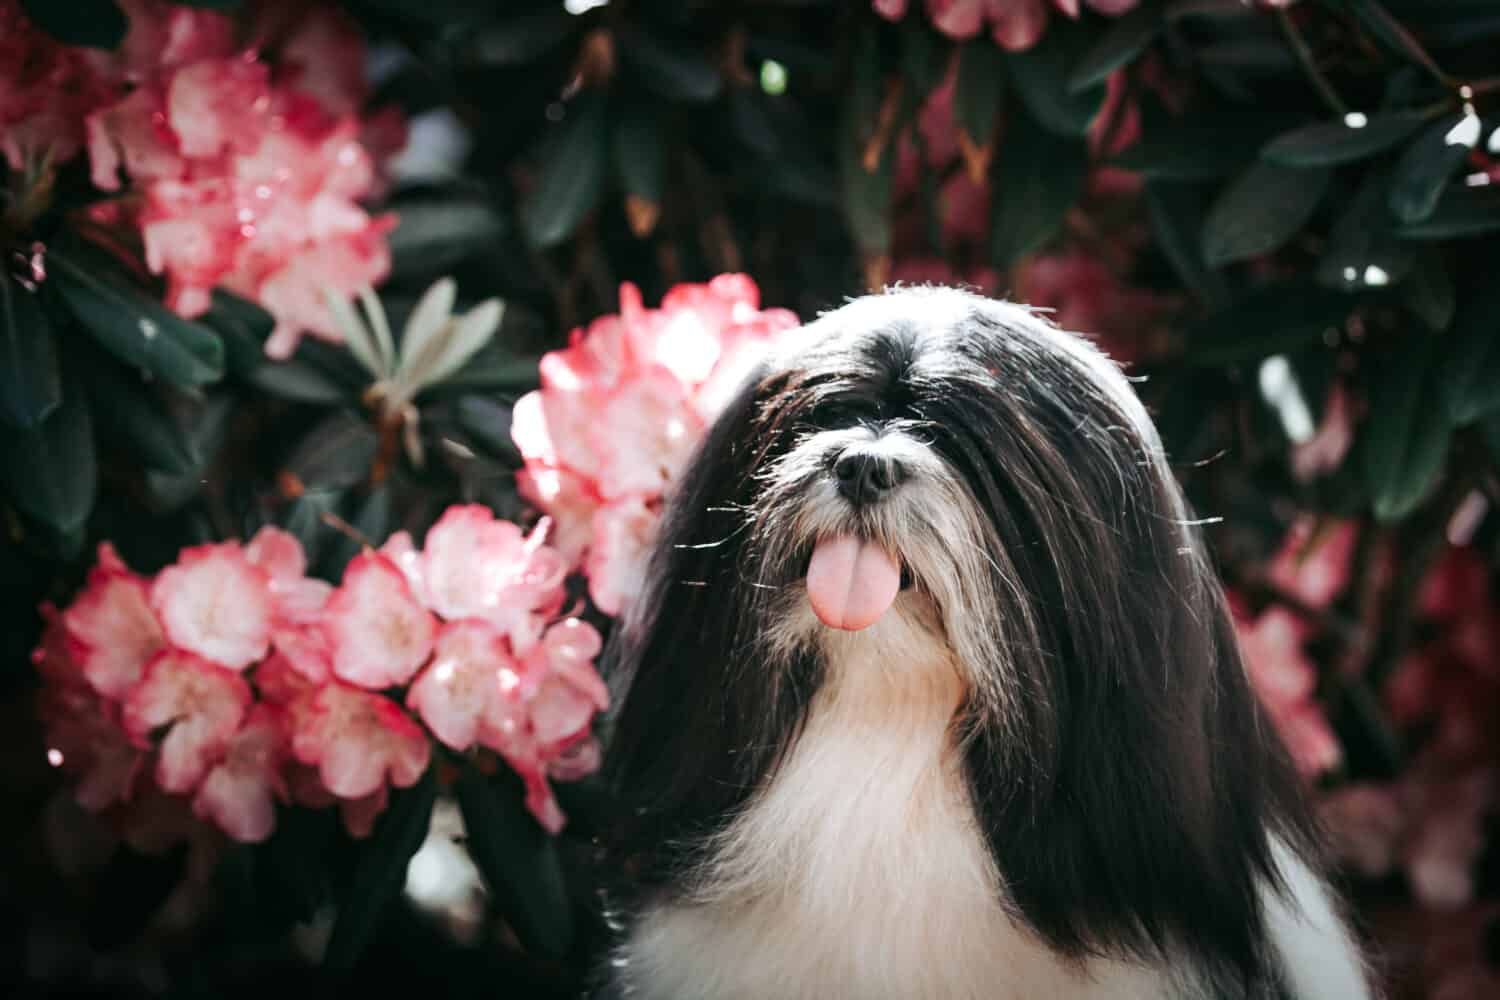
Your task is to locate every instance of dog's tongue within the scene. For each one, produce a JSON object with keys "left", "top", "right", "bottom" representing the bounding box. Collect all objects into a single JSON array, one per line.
[{"left": 806, "top": 535, "right": 901, "bottom": 631}]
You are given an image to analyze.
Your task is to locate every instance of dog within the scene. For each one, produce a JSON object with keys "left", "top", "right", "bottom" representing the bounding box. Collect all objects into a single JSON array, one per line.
[{"left": 592, "top": 287, "right": 1375, "bottom": 999}]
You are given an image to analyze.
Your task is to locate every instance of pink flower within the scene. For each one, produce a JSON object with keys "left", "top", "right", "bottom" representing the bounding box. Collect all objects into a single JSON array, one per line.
[
  {"left": 1013, "top": 251, "right": 1171, "bottom": 366},
  {"left": 340, "top": 786, "right": 389, "bottom": 839},
  {"left": 1291, "top": 382, "right": 1357, "bottom": 483},
  {"left": 1265, "top": 519, "right": 1357, "bottom": 612},
  {"left": 322, "top": 551, "right": 437, "bottom": 689},
  {"left": 0, "top": 0, "right": 111, "bottom": 170},
  {"left": 1234, "top": 604, "right": 1341, "bottom": 777},
  {"left": 1318, "top": 783, "right": 1404, "bottom": 878},
  {"left": 123, "top": 649, "right": 253, "bottom": 794},
  {"left": 193, "top": 704, "right": 289, "bottom": 842},
  {"left": 407, "top": 619, "right": 514, "bottom": 751},
  {"left": 874, "top": 0, "right": 1138, "bottom": 52},
  {"left": 151, "top": 541, "right": 274, "bottom": 670},
  {"left": 513, "top": 276, "right": 799, "bottom": 615},
  {"left": 477, "top": 618, "right": 607, "bottom": 832},
  {"left": 586, "top": 498, "right": 660, "bottom": 618},
  {"left": 419, "top": 505, "right": 567, "bottom": 651},
  {"left": 290, "top": 682, "right": 430, "bottom": 799},
  {"left": 75, "top": 0, "right": 399, "bottom": 358},
  {"left": 61, "top": 543, "right": 166, "bottom": 700},
  {"left": 247, "top": 525, "right": 333, "bottom": 624}
]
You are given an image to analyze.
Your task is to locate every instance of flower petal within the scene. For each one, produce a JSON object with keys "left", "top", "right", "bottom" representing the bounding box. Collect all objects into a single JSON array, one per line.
[
  {"left": 407, "top": 619, "right": 512, "bottom": 751},
  {"left": 62, "top": 544, "right": 165, "bottom": 699},
  {"left": 151, "top": 542, "right": 274, "bottom": 670},
  {"left": 323, "top": 551, "right": 436, "bottom": 689},
  {"left": 123, "top": 650, "right": 253, "bottom": 794}
]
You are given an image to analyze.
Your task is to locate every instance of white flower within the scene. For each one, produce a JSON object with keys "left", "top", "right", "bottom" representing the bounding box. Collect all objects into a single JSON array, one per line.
[{"left": 326, "top": 278, "right": 503, "bottom": 465}]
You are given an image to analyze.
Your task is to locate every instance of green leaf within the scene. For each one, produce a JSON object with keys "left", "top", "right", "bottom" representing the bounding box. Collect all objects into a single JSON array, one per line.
[
  {"left": 456, "top": 395, "right": 520, "bottom": 461},
  {"left": 840, "top": 82, "right": 894, "bottom": 258},
  {"left": 1143, "top": 182, "right": 1230, "bottom": 308},
  {"left": 612, "top": 100, "right": 666, "bottom": 204},
  {"left": 1441, "top": 282, "right": 1500, "bottom": 425},
  {"left": 1201, "top": 161, "right": 1331, "bottom": 266},
  {"left": 0, "top": 276, "right": 61, "bottom": 428},
  {"left": 899, "top": 20, "right": 942, "bottom": 101},
  {"left": 1396, "top": 186, "right": 1500, "bottom": 239},
  {"left": 1402, "top": 253, "right": 1455, "bottom": 331},
  {"left": 1341, "top": 0, "right": 1447, "bottom": 82},
  {"left": 1261, "top": 111, "right": 1428, "bottom": 167},
  {"left": 1316, "top": 170, "right": 1415, "bottom": 291},
  {"left": 19, "top": 0, "right": 126, "bottom": 49},
  {"left": 49, "top": 244, "right": 224, "bottom": 388},
  {"left": 1361, "top": 334, "right": 1450, "bottom": 521},
  {"left": 472, "top": 12, "right": 574, "bottom": 65},
  {"left": 85, "top": 360, "right": 197, "bottom": 475},
  {"left": 144, "top": 393, "right": 235, "bottom": 511},
  {"left": 728, "top": 87, "right": 779, "bottom": 157},
  {"left": 454, "top": 765, "right": 574, "bottom": 959},
  {"left": 84, "top": 845, "right": 188, "bottom": 950},
  {"left": 617, "top": 25, "right": 721, "bottom": 103},
  {"left": 521, "top": 93, "right": 608, "bottom": 248},
  {"left": 286, "top": 411, "right": 379, "bottom": 491},
  {"left": 202, "top": 288, "right": 275, "bottom": 375},
  {"left": 1, "top": 370, "right": 95, "bottom": 534},
  {"left": 435, "top": 343, "right": 540, "bottom": 393},
  {"left": 1068, "top": 6, "right": 1163, "bottom": 93},
  {"left": 1183, "top": 285, "right": 1354, "bottom": 366},
  {"left": 323, "top": 769, "right": 437, "bottom": 973},
  {"left": 955, "top": 40, "right": 1006, "bottom": 147},
  {"left": 1113, "top": 112, "right": 1293, "bottom": 180},
  {"left": 248, "top": 361, "right": 350, "bottom": 405},
  {"left": 389, "top": 198, "right": 507, "bottom": 282},
  {"left": 989, "top": 117, "right": 1087, "bottom": 270},
  {"left": 1388, "top": 113, "right": 1480, "bottom": 224},
  {"left": 1006, "top": 24, "right": 1106, "bottom": 138}
]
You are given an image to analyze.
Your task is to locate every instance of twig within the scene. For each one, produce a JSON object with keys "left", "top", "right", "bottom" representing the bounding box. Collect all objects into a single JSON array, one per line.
[{"left": 1277, "top": 10, "right": 1348, "bottom": 116}]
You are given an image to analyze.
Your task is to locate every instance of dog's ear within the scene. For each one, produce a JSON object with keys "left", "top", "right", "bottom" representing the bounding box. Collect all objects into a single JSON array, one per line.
[
  {"left": 599, "top": 363, "right": 812, "bottom": 879},
  {"left": 948, "top": 356, "right": 1314, "bottom": 985}
]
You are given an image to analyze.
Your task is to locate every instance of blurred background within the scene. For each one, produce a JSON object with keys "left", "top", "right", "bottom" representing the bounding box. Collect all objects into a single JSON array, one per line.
[{"left": 3, "top": 0, "right": 1500, "bottom": 997}]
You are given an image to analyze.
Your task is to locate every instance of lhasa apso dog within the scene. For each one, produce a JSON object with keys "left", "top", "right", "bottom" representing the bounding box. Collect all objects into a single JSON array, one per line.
[{"left": 593, "top": 287, "right": 1374, "bottom": 999}]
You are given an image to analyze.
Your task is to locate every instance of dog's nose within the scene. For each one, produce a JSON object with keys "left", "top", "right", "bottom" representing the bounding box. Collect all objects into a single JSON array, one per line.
[{"left": 833, "top": 449, "right": 905, "bottom": 505}]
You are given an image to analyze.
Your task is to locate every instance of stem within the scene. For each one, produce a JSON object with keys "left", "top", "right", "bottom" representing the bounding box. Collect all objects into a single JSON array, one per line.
[{"left": 1277, "top": 10, "right": 1348, "bottom": 116}]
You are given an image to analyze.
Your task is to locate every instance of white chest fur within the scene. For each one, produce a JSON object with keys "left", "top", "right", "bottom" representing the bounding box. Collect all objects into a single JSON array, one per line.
[{"left": 615, "top": 607, "right": 1179, "bottom": 1000}]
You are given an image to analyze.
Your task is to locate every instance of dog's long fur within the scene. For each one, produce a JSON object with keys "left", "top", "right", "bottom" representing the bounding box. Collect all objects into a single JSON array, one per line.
[{"left": 593, "top": 287, "right": 1375, "bottom": 999}]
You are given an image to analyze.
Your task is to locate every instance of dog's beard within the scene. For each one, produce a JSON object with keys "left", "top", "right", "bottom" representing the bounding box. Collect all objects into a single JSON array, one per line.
[{"left": 744, "top": 421, "right": 1020, "bottom": 732}]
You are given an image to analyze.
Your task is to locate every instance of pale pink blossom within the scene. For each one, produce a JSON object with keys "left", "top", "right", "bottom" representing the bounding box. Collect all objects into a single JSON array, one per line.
[
  {"left": 193, "top": 704, "right": 289, "bottom": 842},
  {"left": 62, "top": 543, "right": 166, "bottom": 700},
  {"left": 151, "top": 541, "right": 274, "bottom": 669},
  {"left": 419, "top": 505, "right": 567, "bottom": 651},
  {"left": 0, "top": 0, "right": 111, "bottom": 169},
  {"left": 477, "top": 618, "right": 607, "bottom": 832},
  {"left": 248, "top": 525, "right": 333, "bottom": 624},
  {"left": 123, "top": 650, "right": 253, "bottom": 794},
  {"left": 512, "top": 277, "right": 798, "bottom": 615},
  {"left": 290, "top": 682, "right": 431, "bottom": 799},
  {"left": 322, "top": 551, "right": 437, "bottom": 689},
  {"left": 407, "top": 619, "right": 515, "bottom": 751}
]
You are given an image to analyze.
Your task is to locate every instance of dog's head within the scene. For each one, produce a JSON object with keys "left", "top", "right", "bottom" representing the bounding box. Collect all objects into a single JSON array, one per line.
[{"left": 602, "top": 285, "right": 1312, "bottom": 977}]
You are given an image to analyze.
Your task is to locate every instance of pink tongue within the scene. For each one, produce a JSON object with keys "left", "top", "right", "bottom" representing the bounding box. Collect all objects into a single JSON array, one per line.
[{"left": 806, "top": 535, "right": 901, "bottom": 631}]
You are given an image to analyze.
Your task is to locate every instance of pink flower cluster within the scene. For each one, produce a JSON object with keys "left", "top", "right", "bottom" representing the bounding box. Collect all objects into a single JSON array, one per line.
[
  {"left": 1232, "top": 519, "right": 1358, "bottom": 777},
  {"left": 511, "top": 275, "right": 801, "bottom": 616},
  {"left": 1, "top": 0, "right": 400, "bottom": 358},
  {"left": 35, "top": 505, "right": 607, "bottom": 844},
  {"left": 874, "top": 0, "right": 1139, "bottom": 53}
]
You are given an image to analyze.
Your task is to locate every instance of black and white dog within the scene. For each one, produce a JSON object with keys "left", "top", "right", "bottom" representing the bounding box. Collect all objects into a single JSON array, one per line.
[{"left": 594, "top": 287, "right": 1374, "bottom": 999}]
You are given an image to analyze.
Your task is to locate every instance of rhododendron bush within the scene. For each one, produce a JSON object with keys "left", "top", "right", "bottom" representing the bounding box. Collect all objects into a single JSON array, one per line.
[{"left": 5, "top": 0, "right": 1500, "bottom": 997}]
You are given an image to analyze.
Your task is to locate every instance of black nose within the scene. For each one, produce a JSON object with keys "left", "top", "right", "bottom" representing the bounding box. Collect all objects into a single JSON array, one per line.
[{"left": 833, "top": 449, "right": 906, "bottom": 505}]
